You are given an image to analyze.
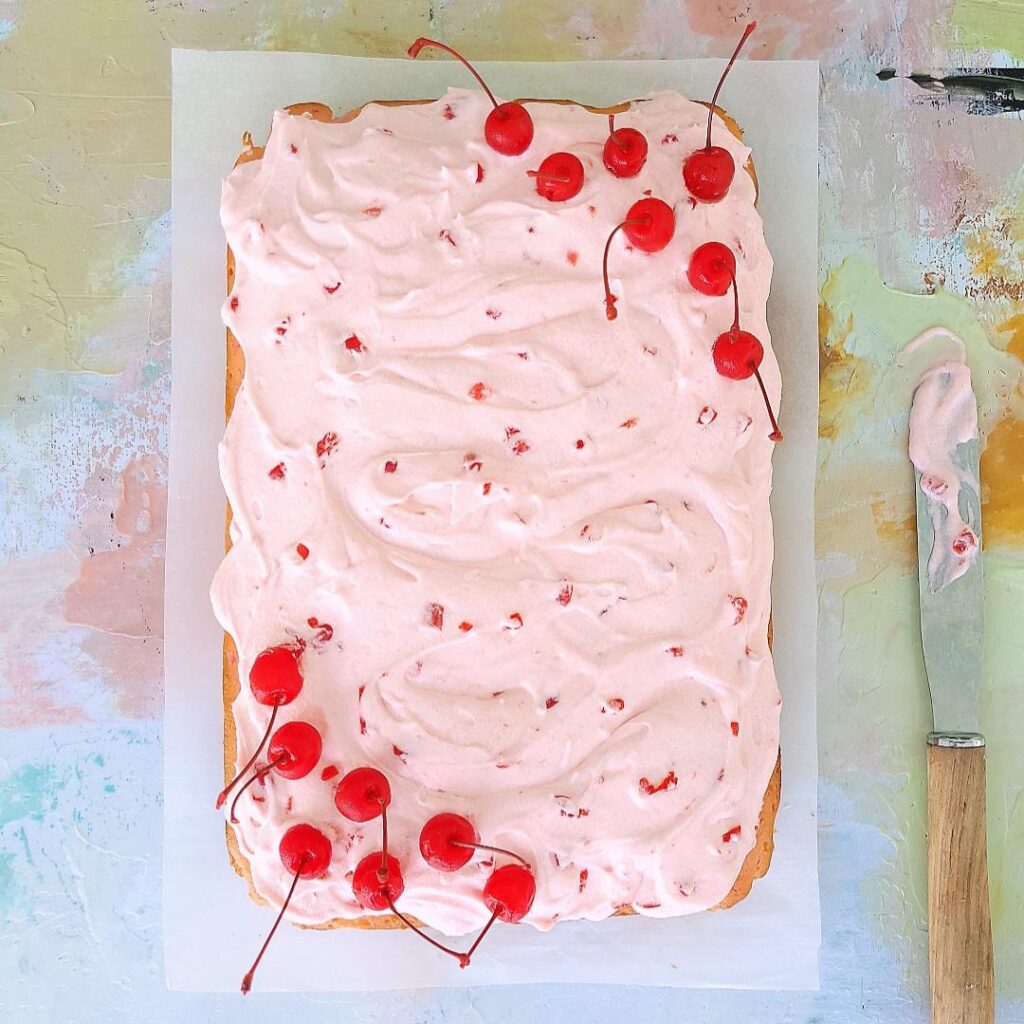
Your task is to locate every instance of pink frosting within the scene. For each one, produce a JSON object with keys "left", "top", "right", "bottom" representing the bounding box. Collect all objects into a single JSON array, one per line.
[
  {"left": 906, "top": 330, "right": 980, "bottom": 592},
  {"left": 213, "top": 88, "right": 781, "bottom": 936}
]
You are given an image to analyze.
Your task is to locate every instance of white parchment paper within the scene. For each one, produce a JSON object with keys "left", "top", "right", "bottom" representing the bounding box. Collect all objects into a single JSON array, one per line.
[{"left": 166, "top": 49, "right": 819, "bottom": 993}]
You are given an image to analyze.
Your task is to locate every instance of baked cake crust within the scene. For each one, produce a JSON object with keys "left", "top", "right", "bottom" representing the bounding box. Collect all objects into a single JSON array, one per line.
[{"left": 221, "top": 96, "right": 780, "bottom": 931}]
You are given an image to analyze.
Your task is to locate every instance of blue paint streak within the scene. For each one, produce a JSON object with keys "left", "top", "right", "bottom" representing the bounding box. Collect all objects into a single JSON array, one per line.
[
  {"left": 8, "top": 726, "right": 1023, "bottom": 1022},
  {"left": 0, "top": 19, "right": 17, "bottom": 42}
]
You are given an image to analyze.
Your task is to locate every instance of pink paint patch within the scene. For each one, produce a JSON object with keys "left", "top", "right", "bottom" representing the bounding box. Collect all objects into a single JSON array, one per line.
[
  {"left": 60, "top": 458, "right": 168, "bottom": 718},
  {"left": 65, "top": 457, "right": 166, "bottom": 640}
]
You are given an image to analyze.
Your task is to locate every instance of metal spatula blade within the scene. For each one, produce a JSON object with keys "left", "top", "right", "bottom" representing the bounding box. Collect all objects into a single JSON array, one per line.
[{"left": 914, "top": 436, "right": 983, "bottom": 738}]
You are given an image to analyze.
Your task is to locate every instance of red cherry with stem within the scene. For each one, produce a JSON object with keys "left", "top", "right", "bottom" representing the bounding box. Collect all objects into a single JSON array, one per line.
[
  {"left": 216, "top": 644, "right": 304, "bottom": 809},
  {"left": 712, "top": 269, "right": 782, "bottom": 442},
  {"left": 483, "top": 863, "right": 536, "bottom": 922},
  {"left": 407, "top": 38, "right": 533, "bottom": 156},
  {"left": 419, "top": 813, "right": 533, "bottom": 872},
  {"left": 249, "top": 643, "right": 305, "bottom": 705},
  {"left": 420, "top": 812, "right": 479, "bottom": 871},
  {"left": 279, "top": 823, "right": 333, "bottom": 876},
  {"left": 267, "top": 721, "right": 323, "bottom": 779},
  {"left": 241, "top": 824, "right": 331, "bottom": 994},
  {"left": 455, "top": 863, "right": 537, "bottom": 968},
  {"left": 683, "top": 22, "right": 757, "bottom": 203},
  {"left": 623, "top": 198, "right": 675, "bottom": 251},
  {"left": 334, "top": 766, "right": 390, "bottom": 821},
  {"left": 354, "top": 857, "right": 470, "bottom": 966},
  {"left": 352, "top": 852, "right": 404, "bottom": 910},
  {"left": 688, "top": 241, "right": 737, "bottom": 296},
  {"left": 602, "top": 197, "right": 675, "bottom": 320},
  {"left": 228, "top": 721, "right": 323, "bottom": 823},
  {"left": 603, "top": 114, "right": 648, "bottom": 178},
  {"left": 335, "top": 765, "right": 393, "bottom": 881},
  {"left": 527, "top": 152, "right": 584, "bottom": 202}
]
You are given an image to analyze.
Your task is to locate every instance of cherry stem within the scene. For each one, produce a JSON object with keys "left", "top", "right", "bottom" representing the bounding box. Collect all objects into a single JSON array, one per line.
[
  {"left": 729, "top": 268, "right": 741, "bottom": 334},
  {"left": 460, "top": 908, "right": 500, "bottom": 968},
  {"left": 449, "top": 839, "right": 531, "bottom": 868},
  {"left": 216, "top": 702, "right": 280, "bottom": 809},
  {"left": 241, "top": 856, "right": 306, "bottom": 995},
  {"left": 752, "top": 364, "right": 784, "bottom": 442},
  {"left": 607, "top": 113, "right": 629, "bottom": 151},
  {"left": 229, "top": 755, "right": 286, "bottom": 824},
  {"left": 376, "top": 802, "right": 390, "bottom": 883},
  {"left": 603, "top": 217, "right": 650, "bottom": 321},
  {"left": 705, "top": 21, "right": 757, "bottom": 151},
  {"left": 407, "top": 38, "right": 498, "bottom": 109},
  {"left": 385, "top": 894, "right": 466, "bottom": 963},
  {"left": 527, "top": 170, "right": 571, "bottom": 184}
]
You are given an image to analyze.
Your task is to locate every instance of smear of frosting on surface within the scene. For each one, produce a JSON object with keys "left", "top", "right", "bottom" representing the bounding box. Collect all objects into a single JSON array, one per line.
[
  {"left": 906, "top": 329, "right": 980, "bottom": 592},
  {"left": 213, "top": 88, "right": 781, "bottom": 936}
]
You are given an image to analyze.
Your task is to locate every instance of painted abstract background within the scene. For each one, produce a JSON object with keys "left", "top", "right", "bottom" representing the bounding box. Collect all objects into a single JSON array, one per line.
[{"left": 1, "top": 2, "right": 1022, "bottom": 1021}]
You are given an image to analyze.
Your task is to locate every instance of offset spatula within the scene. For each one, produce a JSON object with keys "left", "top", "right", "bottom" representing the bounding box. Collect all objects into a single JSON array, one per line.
[{"left": 913, "top": 377, "right": 994, "bottom": 1024}]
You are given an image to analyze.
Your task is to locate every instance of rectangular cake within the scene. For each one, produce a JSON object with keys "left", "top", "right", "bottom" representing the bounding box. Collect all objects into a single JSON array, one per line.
[{"left": 214, "top": 85, "right": 781, "bottom": 940}]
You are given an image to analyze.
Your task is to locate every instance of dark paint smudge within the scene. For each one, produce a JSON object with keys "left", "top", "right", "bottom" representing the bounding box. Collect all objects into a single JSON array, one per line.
[{"left": 878, "top": 68, "right": 1024, "bottom": 115}]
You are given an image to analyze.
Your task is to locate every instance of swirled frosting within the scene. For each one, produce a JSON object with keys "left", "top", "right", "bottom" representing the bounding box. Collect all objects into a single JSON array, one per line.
[{"left": 213, "top": 88, "right": 781, "bottom": 936}]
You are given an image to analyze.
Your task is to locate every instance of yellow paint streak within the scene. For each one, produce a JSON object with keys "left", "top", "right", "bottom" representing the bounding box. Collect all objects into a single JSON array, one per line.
[
  {"left": 818, "top": 302, "right": 869, "bottom": 440},
  {"left": 965, "top": 232, "right": 1003, "bottom": 280},
  {"left": 998, "top": 313, "right": 1024, "bottom": 362},
  {"left": 981, "top": 414, "right": 1024, "bottom": 546},
  {"left": 869, "top": 495, "right": 915, "bottom": 548}
]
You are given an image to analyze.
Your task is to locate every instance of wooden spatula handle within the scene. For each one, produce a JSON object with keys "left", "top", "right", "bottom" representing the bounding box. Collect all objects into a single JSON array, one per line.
[{"left": 927, "top": 738, "right": 994, "bottom": 1024}]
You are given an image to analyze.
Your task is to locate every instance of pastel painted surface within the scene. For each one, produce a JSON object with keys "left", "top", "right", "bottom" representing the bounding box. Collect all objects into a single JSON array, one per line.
[{"left": 1, "top": 1, "right": 1023, "bottom": 1022}]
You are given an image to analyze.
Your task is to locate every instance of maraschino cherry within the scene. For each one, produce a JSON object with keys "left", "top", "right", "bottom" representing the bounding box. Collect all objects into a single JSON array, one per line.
[
  {"left": 713, "top": 267, "right": 783, "bottom": 442},
  {"left": 602, "top": 114, "right": 648, "bottom": 178},
  {"left": 459, "top": 865, "right": 537, "bottom": 967},
  {"left": 228, "top": 720, "right": 323, "bottom": 823},
  {"left": 335, "top": 766, "right": 393, "bottom": 882},
  {"left": 528, "top": 152, "right": 584, "bottom": 202},
  {"left": 417, "top": 812, "right": 535, "bottom": 966},
  {"left": 419, "top": 812, "right": 531, "bottom": 871},
  {"left": 353, "top": 852, "right": 405, "bottom": 910},
  {"left": 407, "top": 38, "right": 533, "bottom": 156},
  {"left": 683, "top": 22, "right": 757, "bottom": 203},
  {"left": 354, "top": 850, "right": 478, "bottom": 964},
  {"left": 241, "top": 823, "right": 332, "bottom": 994},
  {"left": 687, "top": 241, "right": 737, "bottom": 296},
  {"left": 602, "top": 197, "right": 675, "bottom": 319},
  {"left": 216, "top": 643, "right": 305, "bottom": 809}
]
